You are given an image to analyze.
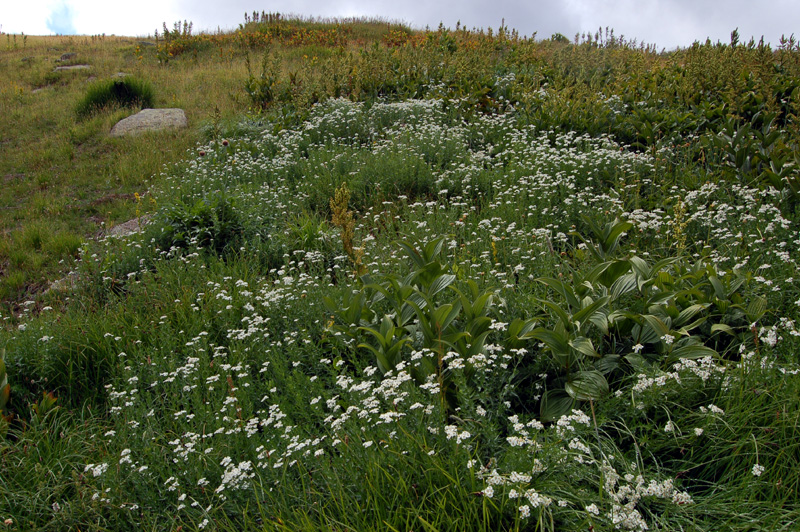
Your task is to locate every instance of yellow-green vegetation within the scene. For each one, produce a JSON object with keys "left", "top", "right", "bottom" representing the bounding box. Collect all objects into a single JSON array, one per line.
[
  {"left": 0, "top": 36, "right": 205, "bottom": 304},
  {"left": 0, "top": 17, "right": 417, "bottom": 309},
  {"left": 2, "top": 18, "right": 800, "bottom": 531}
]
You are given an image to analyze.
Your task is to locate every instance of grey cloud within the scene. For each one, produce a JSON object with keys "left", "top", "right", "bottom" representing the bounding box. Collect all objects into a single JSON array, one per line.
[
  {"left": 173, "top": 0, "right": 576, "bottom": 40},
  {"left": 565, "top": 0, "right": 799, "bottom": 49},
  {"left": 168, "top": 0, "right": 799, "bottom": 50}
]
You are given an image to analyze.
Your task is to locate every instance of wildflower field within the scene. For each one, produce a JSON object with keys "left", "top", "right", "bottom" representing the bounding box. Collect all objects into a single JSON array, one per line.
[{"left": 2, "top": 17, "right": 800, "bottom": 531}]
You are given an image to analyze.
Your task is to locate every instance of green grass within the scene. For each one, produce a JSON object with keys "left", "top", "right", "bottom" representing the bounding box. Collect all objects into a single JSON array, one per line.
[{"left": 75, "top": 76, "right": 155, "bottom": 117}]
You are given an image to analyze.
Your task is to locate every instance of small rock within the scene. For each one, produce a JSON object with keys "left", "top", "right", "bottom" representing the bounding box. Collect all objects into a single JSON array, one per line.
[
  {"left": 54, "top": 64, "right": 91, "bottom": 72},
  {"left": 58, "top": 52, "right": 77, "bottom": 62},
  {"left": 106, "top": 214, "right": 152, "bottom": 237},
  {"left": 47, "top": 271, "right": 79, "bottom": 293},
  {"left": 110, "top": 108, "right": 188, "bottom": 137},
  {"left": 114, "top": 72, "right": 130, "bottom": 78},
  {"left": 138, "top": 41, "right": 156, "bottom": 47}
]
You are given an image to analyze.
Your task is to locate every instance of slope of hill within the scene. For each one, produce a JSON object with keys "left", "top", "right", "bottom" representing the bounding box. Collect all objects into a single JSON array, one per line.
[{"left": 1, "top": 17, "right": 799, "bottom": 531}]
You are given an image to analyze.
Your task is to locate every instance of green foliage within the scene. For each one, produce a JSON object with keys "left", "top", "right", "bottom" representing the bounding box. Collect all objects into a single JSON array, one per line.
[
  {"left": 326, "top": 237, "right": 501, "bottom": 416},
  {"left": 0, "top": 405, "right": 109, "bottom": 529},
  {"left": 75, "top": 76, "right": 154, "bottom": 117},
  {"left": 157, "top": 192, "right": 243, "bottom": 255},
  {"left": 522, "top": 218, "right": 764, "bottom": 421},
  {"left": 243, "top": 51, "right": 282, "bottom": 110}
]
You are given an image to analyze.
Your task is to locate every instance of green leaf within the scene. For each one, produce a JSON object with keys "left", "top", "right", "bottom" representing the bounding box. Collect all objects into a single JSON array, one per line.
[
  {"left": 631, "top": 323, "right": 657, "bottom": 345},
  {"left": 464, "top": 331, "right": 492, "bottom": 358},
  {"left": 586, "top": 260, "right": 616, "bottom": 284},
  {"left": 642, "top": 314, "right": 671, "bottom": 339},
  {"left": 588, "top": 307, "right": 610, "bottom": 336},
  {"left": 456, "top": 284, "right": 494, "bottom": 321},
  {"left": 358, "top": 343, "right": 391, "bottom": 373},
  {"left": 565, "top": 370, "right": 609, "bottom": 401},
  {"left": 675, "top": 304, "right": 710, "bottom": 328},
  {"left": 322, "top": 295, "right": 339, "bottom": 315},
  {"left": 399, "top": 302, "right": 417, "bottom": 328},
  {"left": 594, "top": 355, "right": 620, "bottom": 375},
  {"left": 598, "top": 260, "right": 632, "bottom": 289},
  {"left": 645, "top": 291, "right": 676, "bottom": 307},
  {"left": 573, "top": 296, "right": 610, "bottom": 329},
  {"left": 624, "top": 353, "right": 650, "bottom": 371},
  {"left": 379, "top": 315, "right": 395, "bottom": 343},
  {"left": 360, "top": 326, "right": 388, "bottom": 351},
  {"left": 466, "top": 316, "right": 492, "bottom": 338},
  {"left": 727, "top": 277, "right": 746, "bottom": 298},
  {"left": 537, "top": 277, "right": 580, "bottom": 309},
  {"left": 746, "top": 296, "right": 767, "bottom": 323},
  {"left": 666, "top": 345, "right": 718, "bottom": 365},
  {"left": 677, "top": 316, "right": 708, "bottom": 335},
  {"left": 602, "top": 220, "right": 633, "bottom": 254},
  {"left": 398, "top": 240, "right": 425, "bottom": 269},
  {"left": 525, "top": 327, "right": 570, "bottom": 354},
  {"left": 472, "top": 291, "right": 494, "bottom": 316},
  {"left": 507, "top": 318, "right": 537, "bottom": 349},
  {"left": 406, "top": 299, "right": 434, "bottom": 340},
  {"left": 709, "top": 276, "right": 726, "bottom": 300},
  {"left": 650, "top": 257, "right": 679, "bottom": 275},
  {"left": 569, "top": 336, "right": 598, "bottom": 358},
  {"left": 656, "top": 271, "right": 674, "bottom": 289},
  {"left": 0, "top": 383, "right": 9, "bottom": 407},
  {"left": 629, "top": 256, "right": 651, "bottom": 280},
  {"left": 537, "top": 298, "right": 572, "bottom": 329},
  {"left": 611, "top": 272, "right": 638, "bottom": 300},
  {"left": 540, "top": 388, "right": 576, "bottom": 422},
  {"left": 428, "top": 273, "right": 456, "bottom": 297},
  {"left": 432, "top": 302, "right": 462, "bottom": 334},
  {"left": 423, "top": 237, "right": 445, "bottom": 262},
  {"left": 417, "top": 261, "right": 448, "bottom": 289},
  {"left": 710, "top": 323, "right": 736, "bottom": 336}
]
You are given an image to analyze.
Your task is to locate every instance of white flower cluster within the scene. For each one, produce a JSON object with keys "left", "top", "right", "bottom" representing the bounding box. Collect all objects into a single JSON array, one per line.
[
  {"left": 215, "top": 458, "right": 255, "bottom": 500},
  {"left": 600, "top": 461, "right": 693, "bottom": 531},
  {"left": 443, "top": 424, "right": 472, "bottom": 445}
]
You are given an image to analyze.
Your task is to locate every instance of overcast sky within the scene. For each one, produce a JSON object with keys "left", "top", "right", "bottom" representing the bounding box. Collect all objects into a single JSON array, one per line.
[{"left": 2, "top": 0, "right": 798, "bottom": 50}]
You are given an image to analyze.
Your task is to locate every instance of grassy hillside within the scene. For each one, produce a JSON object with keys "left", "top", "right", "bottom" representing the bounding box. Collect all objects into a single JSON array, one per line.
[
  {"left": 0, "top": 16, "right": 409, "bottom": 307},
  {"left": 1, "top": 18, "right": 800, "bottom": 531}
]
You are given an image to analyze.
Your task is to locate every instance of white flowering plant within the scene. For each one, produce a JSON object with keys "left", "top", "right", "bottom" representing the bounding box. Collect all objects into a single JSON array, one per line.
[{"left": 3, "top": 58, "right": 800, "bottom": 531}]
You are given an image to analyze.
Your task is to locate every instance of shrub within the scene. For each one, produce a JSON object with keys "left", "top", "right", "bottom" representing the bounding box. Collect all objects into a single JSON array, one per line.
[{"left": 76, "top": 76, "right": 154, "bottom": 117}]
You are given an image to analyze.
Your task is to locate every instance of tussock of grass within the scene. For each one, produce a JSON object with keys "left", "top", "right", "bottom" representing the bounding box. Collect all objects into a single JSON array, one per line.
[{"left": 75, "top": 76, "right": 155, "bottom": 117}]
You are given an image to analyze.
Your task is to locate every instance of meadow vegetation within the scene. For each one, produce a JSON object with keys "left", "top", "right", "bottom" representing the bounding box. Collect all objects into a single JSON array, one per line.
[{"left": 1, "top": 17, "right": 800, "bottom": 531}]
